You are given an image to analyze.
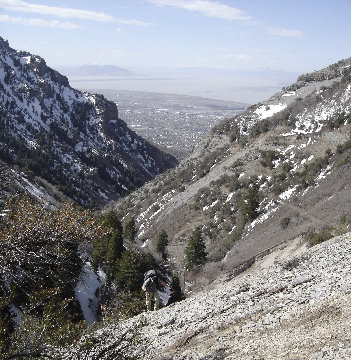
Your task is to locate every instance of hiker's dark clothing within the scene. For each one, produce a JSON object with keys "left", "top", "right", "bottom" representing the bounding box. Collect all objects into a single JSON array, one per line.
[{"left": 142, "top": 276, "right": 160, "bottom": 311}]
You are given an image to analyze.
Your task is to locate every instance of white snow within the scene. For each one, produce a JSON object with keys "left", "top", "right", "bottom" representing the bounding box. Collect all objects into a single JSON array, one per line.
[
  {"left": 75, "top": 261, "right": 105, "bottom": 325},
  {"left": 254, "top": 103, "right": 287, "bottom": 120},
  {"left": 9, "top": 304, "right": 22, "bottom": 325},
  {"left": 279, "top": 145, "right": 294, "bottom": 156},
  {"left": 141, "top": 239, "right": 150, "bottom": 248},
  {"left": 225, "top": 192, "right": 234, "bottom": 203},
  {"left": 20, "top": 56, "right": 31, "bottom": 65},
  {"left": 282, "top": 91, "right": 296, "bottom": 97},
  {"left": 298, "top": 137, "right": 312, "bottom": 149},
  {"left": 98, "top": 189, "right": 109, "bottom": 200},
  {"left": 316, "top": 165, "right": 333, "bottom": 181},
  {"left": 279, "top": 185, "right": 298, "bottom": 200},
  {"left": 250, "top": 201, "right": 279, "bottom": 229},
  {"left": 203, "top": 199, "right": 218, "bottom": 211}
]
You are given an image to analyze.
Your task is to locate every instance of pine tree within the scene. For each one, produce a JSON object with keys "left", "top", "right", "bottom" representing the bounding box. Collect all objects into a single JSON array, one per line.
[
  {"left": 103, "top": 210, "right": 122, "bottom": 232},
  {"left": 155, "top": 229, "right": 168, "bottom": 260},
  {"left": 168, "top": 273, "right": 185, "bottom": 304},
  {"left": 123, "top": 217, "right": 137, "bottom": 243},
  {"left": 105, "top": 228, "right": 124, "bottom": 282},
  {"left": 115, "top": 250, "right": 144, "bottom": 293},
  {"left": 243, "top": 178, "right": 260, "bottom": 221},
  {"left": 93, "top": 210, "right": 124, "bottom": 281},
  {"left": 114, "top": 250, "right": 156, "bottom": 294},
  {"left": 185, "top": 227, "right": 207, "bottom": 270}
]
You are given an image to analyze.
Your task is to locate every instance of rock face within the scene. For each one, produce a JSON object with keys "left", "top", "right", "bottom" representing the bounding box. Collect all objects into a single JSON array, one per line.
[
  {"left": 62, "top": 233, "right": 351, "bottom": 359},
  {"left": 0, "top": 37, "right": 178, "bottom": 208}
]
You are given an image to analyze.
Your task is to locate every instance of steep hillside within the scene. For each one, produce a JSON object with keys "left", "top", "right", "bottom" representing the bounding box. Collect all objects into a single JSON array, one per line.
[
  {"left": 59, "top": 232, "right": 351, "bottom": 359},
  {"left": 0, "top": 37, "right": 178, "bottom": 208},
  {"left": 0, "top": 158, "right": 67, "bottom": 212},
  {"left": 111, "top": 57, "right": 351, "bottom": 287}
]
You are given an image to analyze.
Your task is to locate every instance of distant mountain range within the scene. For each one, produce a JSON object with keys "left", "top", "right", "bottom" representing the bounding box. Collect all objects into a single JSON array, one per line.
[
  {"left": 58, "top": 64, "right": 137, "bottom": 77},
  {"left": 0, "top": 37, "right": 177, "bottom": 208}
]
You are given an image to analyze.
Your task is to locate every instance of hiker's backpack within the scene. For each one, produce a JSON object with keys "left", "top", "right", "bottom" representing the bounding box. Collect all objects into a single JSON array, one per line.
[{"left": 144, "top": 269, "right": 157, "bottom": 283}]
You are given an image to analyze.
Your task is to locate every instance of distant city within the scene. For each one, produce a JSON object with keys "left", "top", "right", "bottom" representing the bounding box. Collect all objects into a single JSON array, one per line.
[{"left": 90, "top": 89, "right": 247, "bottom": 159}]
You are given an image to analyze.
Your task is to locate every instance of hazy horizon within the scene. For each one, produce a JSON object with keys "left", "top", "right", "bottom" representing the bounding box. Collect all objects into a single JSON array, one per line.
[
  {"left": 1, "top": 0, "right": 350, "bottom": 103},
  {"left": 63, "top": 65, "right": 299, "bottom": 104}
]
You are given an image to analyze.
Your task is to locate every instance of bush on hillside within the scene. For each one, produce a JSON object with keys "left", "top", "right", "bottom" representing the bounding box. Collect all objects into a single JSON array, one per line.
[
  {"left": 0, "top": 196, "right": 105, "bottom": 356},
  {"left": 307, "top": 227, "right": 334, "bottom": 246}
]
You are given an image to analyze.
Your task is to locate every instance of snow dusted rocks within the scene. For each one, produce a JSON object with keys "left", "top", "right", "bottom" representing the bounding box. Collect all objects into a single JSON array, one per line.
[
  {"left": 61, "top": 232, "right": 351, "bottom": 359},
  {"left": 0, "top": 37, "right": 178, "bottom": 208}
]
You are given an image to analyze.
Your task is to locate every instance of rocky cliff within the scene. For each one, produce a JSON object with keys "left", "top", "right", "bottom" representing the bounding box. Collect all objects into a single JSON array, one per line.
[{"left": 0, "top": 37, "right": 178, "bottom": 208}]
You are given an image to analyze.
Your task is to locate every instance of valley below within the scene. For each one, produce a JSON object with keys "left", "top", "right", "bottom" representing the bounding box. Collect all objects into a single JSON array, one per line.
[{"left": 83, "top": 89, "right": 247, "bottom": 159}]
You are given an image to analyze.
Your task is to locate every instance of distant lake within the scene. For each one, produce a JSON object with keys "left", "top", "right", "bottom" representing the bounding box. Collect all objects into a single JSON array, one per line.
[{"left": 67, "top": 75, "right": 289, "bottom": 104}]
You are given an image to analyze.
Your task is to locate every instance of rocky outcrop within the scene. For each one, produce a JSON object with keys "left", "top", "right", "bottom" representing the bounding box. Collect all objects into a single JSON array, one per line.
[{"left": 62, "top": 232, "right": 351, "bottom": 359}]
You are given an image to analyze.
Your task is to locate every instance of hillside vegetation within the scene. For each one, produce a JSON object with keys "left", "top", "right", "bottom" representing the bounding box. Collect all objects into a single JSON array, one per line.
[
  {"left": 111, "top": 57, "right": 351, "bottom": 289},
  {"left": 1, "top": 40, "right": 351, "bottom": 359}
]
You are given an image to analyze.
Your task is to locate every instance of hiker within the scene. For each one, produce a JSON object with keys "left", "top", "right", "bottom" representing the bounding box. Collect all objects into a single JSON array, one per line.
[{"left": 142, "top": 270, "right": 168, "bottom": 311}]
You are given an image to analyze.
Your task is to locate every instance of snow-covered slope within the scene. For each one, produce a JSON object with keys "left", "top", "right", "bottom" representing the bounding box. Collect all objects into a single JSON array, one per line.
[{"left": 0, "top": 37, "right": 178, "bottom": 207}]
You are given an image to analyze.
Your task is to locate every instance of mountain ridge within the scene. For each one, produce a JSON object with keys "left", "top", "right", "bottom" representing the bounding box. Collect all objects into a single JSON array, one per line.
[
  {"left": 110, "top": 56, "right": 351, "bottom": 288},
  {"left": 58, "top": 64, "right": 137, "bottom": 77},
  {"left": 0, "top": 37, "right": 178, "bottom": 208}
]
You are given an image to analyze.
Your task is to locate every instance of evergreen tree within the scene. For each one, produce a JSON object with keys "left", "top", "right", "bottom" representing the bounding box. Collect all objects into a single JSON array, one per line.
[
  {"left": 168, "top": 273, "right": 185, "bottom": 304},
  {"left": 185, "top": 227, "right": 207, "bottom": 270},
  {"left": 243, "top": 180, "right": 260, "bottom": 221},
  {"left": 156, "top": 229, "right": 168, "bottom": 260},
  {"left": 114, "top": 250, "right": 156, "bottom": 294},
  {"left": 115, "top": 250, "right": 144, "bottom": 293},
  {"left": 92, "top": 211, "right": 124, "bottom": 281},
  {"left": 123, "top": 217, "right": 137, "bottom": 243},
  {"left": 105, "top": 228, "right": 124, "bottom": 282},
  {"left": 103, "top": 210, "right": 122, "bottom": 232}
]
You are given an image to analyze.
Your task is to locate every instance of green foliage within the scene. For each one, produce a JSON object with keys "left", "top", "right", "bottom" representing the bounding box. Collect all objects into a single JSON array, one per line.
[
  {"left": 280, "top": 217, "right": 291, "bottom": 229},
  {"left": 0, "top": 196, "right": 105, "bottom": 356},
  {"left": 294, "top": 154, "right": 330, "bottom": 189},
  {"left": 155, "top": 229, "right": 168, "bottom": 260},
  {"left": 243, "top": 181, "right": 260, "bottom": 221},
  {"left": 92, "top": 211, "right": 124, "bottom": 281},
  {"left": 210, "top": 214, "right": 246, "bottom": 262},
  {"left": 282, "top": 161, "right": 293, "bottom": 173},
  {"left": 168, "top": 273, "right": 185, "bottom": 305},
  {"left": 0, "top": 196, "right": 105, "bottom": 298},
  {"left": 105, "top": 229, "right": 124, "bottom": 282},
  {"left": 11, "top": 289, "right": 85, "bottom": 354},
  {"left": 115, "top": 250, "right": 156, "bottom": 294},
  {"left": 123, "top": 217, "right": 137, "bottom": 243},
  {"left": 102, "top": 291, "right": 145, "bottom": 323},
  {"left": 249, "top": 118, "right": 271, "bottom": 138},
  {"left": 307, "top": 227, "right": 334, "bottom": 246},
  {"left": 260, "top": 150, "right": 280, "bottom": 169},
  {"left": 337, "top": 139, "right": 351, "bottom": 154},
  {"left": 102, "top": 210, "right": 123, "bottom": 231},
  {"left": 185, "top": 227, "right": 207, "bottom": 271},
  {"left": 327, "top": 111, "right": 349, "bottom": 129}
]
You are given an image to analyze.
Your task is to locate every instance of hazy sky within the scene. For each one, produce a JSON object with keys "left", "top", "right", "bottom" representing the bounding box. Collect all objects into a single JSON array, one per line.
[
  {"left": 1, "top": 0, "right": 350, "bottom": 72},
  {"left": 1, "top": 0, "right": 351, "bottom": 103}
]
